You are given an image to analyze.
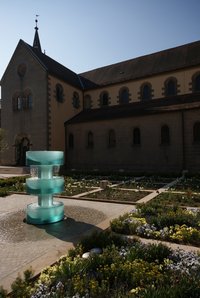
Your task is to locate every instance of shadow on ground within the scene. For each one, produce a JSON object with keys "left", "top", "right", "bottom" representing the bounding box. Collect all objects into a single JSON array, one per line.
[{"left": 0, "top": 205, "right": 106, "bottom": 243}]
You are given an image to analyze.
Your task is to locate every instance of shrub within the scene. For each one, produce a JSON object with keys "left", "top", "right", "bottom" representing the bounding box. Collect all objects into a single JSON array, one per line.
[
  {"left": 127, "top": 242, "right": 172, "bottom": 264},
  {"left": 77, "top": 230, "right": 129, "bottom": 252},
  {"left": 0, "top": 286, "right": 7, "bottom": 298},
  {"left": 140, "top": 273, "right": 200, "bottom": 298},
  {"left": 149, "top": 209, "right": 199, "bottom": 229}
]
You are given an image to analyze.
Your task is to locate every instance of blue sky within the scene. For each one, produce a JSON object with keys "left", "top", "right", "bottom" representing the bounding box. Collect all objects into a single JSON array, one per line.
[{"left": 0, "top": 0, "right": 200, "bottom": 79}]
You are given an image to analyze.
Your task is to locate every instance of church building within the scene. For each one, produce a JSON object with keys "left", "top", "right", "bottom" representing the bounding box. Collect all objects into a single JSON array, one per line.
[{"left": 1, "top": 22, "right": 200, "bottom": 174}]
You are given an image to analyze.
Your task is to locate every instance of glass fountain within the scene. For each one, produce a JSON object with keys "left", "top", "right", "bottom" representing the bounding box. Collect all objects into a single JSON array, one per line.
[{"left": 26, "top": 151, "right": 64, "bottom": 224}]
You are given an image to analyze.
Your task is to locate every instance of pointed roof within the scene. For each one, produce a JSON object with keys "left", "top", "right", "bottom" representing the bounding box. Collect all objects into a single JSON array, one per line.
[
  {"left": 22, "top": 40, "right": 83, "bottom": 89},
  {"left": 33, "top": 18, "right": 42, "bottom": 52}
]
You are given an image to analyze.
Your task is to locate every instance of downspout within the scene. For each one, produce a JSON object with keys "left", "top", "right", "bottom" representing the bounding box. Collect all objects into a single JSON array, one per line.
[{"left": 181, "top": 111, "right": 186, "bottom": 171}]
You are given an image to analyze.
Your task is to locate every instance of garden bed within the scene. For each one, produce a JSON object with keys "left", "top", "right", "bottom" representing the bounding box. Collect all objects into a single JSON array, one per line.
[
  {"left": 0, "top": 176, "right": 27, "bottom": 196},
  {"left": 3, "top": 231, "right": 200, "bottom": 298},
  {"left": 117, "top": 176, "right": 177, "bottom": 190},
  {"left": 151, "top": 191, "right": 200, "bottom": 207},
  {"left": 169, "top": 176, "right": 200, "bottom": 192},
  {"left": 85, "top": 188, "right": 150, "bottom": 202},
  {"left": 110, "top": 203, "right": 200, "bottom": 247}
]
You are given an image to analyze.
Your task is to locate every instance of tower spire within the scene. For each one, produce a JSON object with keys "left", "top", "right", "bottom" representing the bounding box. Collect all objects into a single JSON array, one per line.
[{"left": 33, "top": 15, "right": 42, "bottom": 52}]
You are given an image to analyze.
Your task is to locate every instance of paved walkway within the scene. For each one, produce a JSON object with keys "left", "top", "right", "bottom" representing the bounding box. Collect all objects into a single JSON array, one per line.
[
  {"left": 136, "top": 176, "right": 183, "bottom": 204},
  {"left": 0, "top": 194, "right": 135, "bottom": 292}
]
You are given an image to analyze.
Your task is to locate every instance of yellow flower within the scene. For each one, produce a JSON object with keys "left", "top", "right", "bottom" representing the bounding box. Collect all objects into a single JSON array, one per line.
[{"left": 130, "top": 286, "right": 142, "bottom": 294}]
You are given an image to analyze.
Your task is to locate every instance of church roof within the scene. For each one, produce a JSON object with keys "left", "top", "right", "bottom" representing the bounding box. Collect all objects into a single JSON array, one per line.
[
  {"left": 65, "top": 93, "right": 200, "bottom": 125},
  {"left": 24, "top": 41, "right": 83, "bottom": 89},
  {"left": 12, "top": 38, "right": 200, "bottom": 92},
  {"left": 18, "top": 38, "right": 200, "bottom": 92},
  {"left": 79, "top": 40, "right": 200, "bottom": 89}
]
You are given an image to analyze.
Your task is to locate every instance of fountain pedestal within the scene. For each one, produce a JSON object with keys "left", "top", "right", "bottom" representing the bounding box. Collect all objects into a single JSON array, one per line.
[{"left": 26, "top": 151, "right": 64, "bottom": 224}]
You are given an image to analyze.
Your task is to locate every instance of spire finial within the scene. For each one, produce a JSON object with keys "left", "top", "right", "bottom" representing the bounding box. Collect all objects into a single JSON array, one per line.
[
  {"left": 33, "top": 14, "right": 42, "bottom": 52},
  {"left": 35, "top": 14, "right": 39, "bottom": 29}
]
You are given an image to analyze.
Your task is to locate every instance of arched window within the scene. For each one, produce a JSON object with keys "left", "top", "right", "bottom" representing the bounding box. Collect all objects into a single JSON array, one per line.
[
  {"left": 55, "top": 83, "right": 64, "bottom": 102},
  {"left": 141, "top": 83, "right": 152, "bottom": 101},
  {"left": 100, "top": 91, "right": 109, "bottom": 107},
  {"left": 87, "top": 131, "right": 94, "bottom": 148},
  {"left": 15, "top": 136, "right": 30, "bottom": 166},
  {"left": 83, "top": 95, "right": 92, "bottom": 110},
  {"left": 192, "top": 73, "right": 200, "bottom": 92},
  {"left": 193, "top": 122, "right": 200, "bottom": 143},
  {"left": 133, "top": 128, "right": 141, "bottom": 145},
  {"left": 72, "top": 91, "right": 80, "bottom": 109},
  {"left": 27, "top": 93, "right": 33, "bottom": 109},
  {"left": 165, "top": 78, "right": 177, "bottom": 96},
  {"left": 12, "top": 90, "right": 33, "bottom": 111},
  {"left": 108, "top": 129, "right": 116, "bottom": 147},
  {"left": 68, "top": 133, "right": 74, "bottom": 149},
  {"left": 23, "top": 89, "right": 33, "bottom": 109},
  {"left": 17, "top": 96, "right": 23, "bottom": 111},
  {"left": 161, "top": 125, "right": 170, "bottom": 145},
  {"left": 119, "top": 87, "right": 129, "bottom": 104}
]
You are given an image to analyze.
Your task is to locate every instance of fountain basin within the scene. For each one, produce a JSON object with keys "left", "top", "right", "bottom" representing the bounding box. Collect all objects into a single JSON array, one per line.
[
  {"left": 26, "top": 151, "right": 64, "bottom": 166},
  {"left": 26, "top": 201, "right": 64, "bottom": 224}
]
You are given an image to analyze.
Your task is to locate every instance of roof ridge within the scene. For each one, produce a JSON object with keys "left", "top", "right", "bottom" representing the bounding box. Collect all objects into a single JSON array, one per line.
[{"left": 79, "top": 39, "right": 200, "bottom": 76}]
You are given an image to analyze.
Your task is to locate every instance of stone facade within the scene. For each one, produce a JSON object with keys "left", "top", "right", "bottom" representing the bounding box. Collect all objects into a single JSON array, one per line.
[
  {"left": 1, "top": 42, "right": 48, "bottom": 165},
  {"left": 65, "top": 101, "right": 200, "bottom": 174},
  {"left": 1, "top": 28, "right": 200, "bottom": 174},
  {"left": 1, "top": 39, "right": 82, "bottom": 165}
]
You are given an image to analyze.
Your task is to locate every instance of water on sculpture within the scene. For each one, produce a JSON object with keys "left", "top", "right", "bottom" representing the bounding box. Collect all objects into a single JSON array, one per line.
[{"left": 26, "top": 151, "right": 64, "bottom": 224}]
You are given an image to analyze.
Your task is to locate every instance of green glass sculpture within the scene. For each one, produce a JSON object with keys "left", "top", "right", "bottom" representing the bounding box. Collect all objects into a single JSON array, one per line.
[{"left": 26, "top": 151, "right": 64, "bottom": 224}]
